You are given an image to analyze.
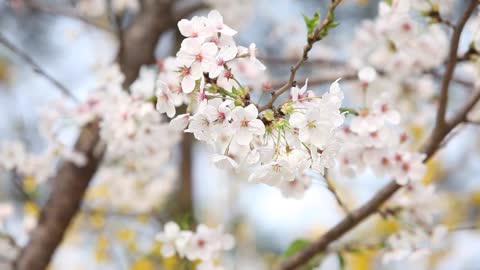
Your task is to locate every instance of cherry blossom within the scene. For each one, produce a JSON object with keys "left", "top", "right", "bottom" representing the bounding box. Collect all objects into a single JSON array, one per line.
[
  {"left": 155, "top": 81, "right": 176, "bottom": 117},
  {"left": 231, "top": 104, "right": 265, "bottom": 146}
]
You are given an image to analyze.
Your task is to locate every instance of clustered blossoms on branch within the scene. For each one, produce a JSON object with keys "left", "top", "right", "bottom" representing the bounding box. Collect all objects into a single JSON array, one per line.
[
  {"left": 155, "top": 221, "right": 234, "bottom": 269},
  {"left": 153, "top": 10, "right": 426, "bottom": 201},
  {"left": 337, "top": 92, "right": 426, "bottom": 185},
  {"left": 74, "top": 64, "right": 181, "bottom": 213},
  {"left": 153, "top": 10, "right": 348, "bottom": 199},
  {"left": 381, "top": 183, "right": 448, "bottom": 263},
  {"left": 351, "top": 0, "right": 449, "bottom": 78}
]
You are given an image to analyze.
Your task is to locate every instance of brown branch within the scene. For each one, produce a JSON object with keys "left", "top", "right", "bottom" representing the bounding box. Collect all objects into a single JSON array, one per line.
[
  {"left": 0, "top": 33, "right": 79, "bottom": 103},
  {"left": 258, "top": 0, "right": 344, "bottom": 112},
  {"left": 324, "top": 170, "right": 349, "bottom": 214},
  {"left": 433, "top": 0, "right": 477, "bottom": 138},
  {"left": 278, "top": 2, "right": 479, "bottom": 269},
  {"left": 117, "top": 1, "right": 174, "bottom": 85},
  {"left": 14, "top": 121, "right": 104, "bottom": 270},
  {"left": 259, "top": 56, "right": 346, "bottom": 67}
]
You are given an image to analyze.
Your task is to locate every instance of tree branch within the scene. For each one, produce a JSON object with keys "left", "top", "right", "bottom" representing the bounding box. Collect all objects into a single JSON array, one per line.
[
  {"left": 271, "top": 70, "right": 356, "bottom": 89},
  {"left": 258, "top": 0, "right": 344, "bottom": 112},
  {"left": 14, "top": 121, "right": 104, "bottom": 270},
  {"left": 23, "top": 0, "right": 112, "bottom": 32},
  {"left": 0, "top": 33, "right": 79, "bottom": 103},
  {"left": 278, "top": 2, "right": 479, "bottom": 269},
  {"left": 433, "top": 0, "right": 477, "bottom": 136}
]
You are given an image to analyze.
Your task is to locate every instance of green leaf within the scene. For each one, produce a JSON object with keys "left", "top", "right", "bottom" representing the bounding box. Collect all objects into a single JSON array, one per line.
[
  {"left": 283, "top": 239, "right": 311, "bottom": 258},
  {"left": 338, "top": 253, "right": 347, "bottom": 270},
  {"left": 340, "top": 107, "right": 358, "bottom": 116},
  {"left": 303, "top": 11, "right": 320, "bottom": 37}
]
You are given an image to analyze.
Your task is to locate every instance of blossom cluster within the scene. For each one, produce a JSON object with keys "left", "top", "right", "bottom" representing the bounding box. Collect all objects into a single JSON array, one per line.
[
  {"left": 381, "top": 183, "right": 447, "bottom": 262},
  {"left": 0, "top": 106, "right": 87, "bottom": 185},
  {"left": 151, "top": 11, "right": 347, "bottom": 199},
  {"left": 156, "top": 221, "right": 234, "bottom": 269},
  {"left": 351, "top": 0, "right": 449, "bottom": 79},
  {"left": 383, "top": 224, "right": 447, "bottom": 263},
  {"left": 337, "top": 93, "right": 426, "bottom": 185},
  {"left": 155, "top": 10, "right": 265, "bottom": 118},
  {"left": 76, "top": 65, "right": 181, "bottom": 213}
]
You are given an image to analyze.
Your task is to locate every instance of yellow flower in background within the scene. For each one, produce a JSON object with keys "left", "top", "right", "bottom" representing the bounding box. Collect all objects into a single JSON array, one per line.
[
  {"left": 162, "top": 256, "right": 179, "bottom": 270},
  {"left": 23, "top": 175, "right": 37, "bottom": 194},
  {"left": 89, "top": 211, "right": 106, "bottom": 229},
  {"left": 95, "top": 235, "right": 110, "bottom": 262},
  {"left": 345, "top": 251, "right": 375, "bottom": 270},
  {"left": 86, "top": 185, "right": 109, "bottom": 200},
  {"left": 24, "top": 201, "right": 39, "bottom": 217},
  {"left": 422, "top": 158, "right": 443, "bottom": 185},
  {"left": 130, "top": 258, "right": 154, "bottom": 270},
  {"left": 116, "top": 228, "right": 137, "bottom": 252}
]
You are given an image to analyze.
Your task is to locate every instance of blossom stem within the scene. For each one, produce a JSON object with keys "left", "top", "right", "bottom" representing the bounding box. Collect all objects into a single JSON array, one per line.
[
  {"left": 0, "top": 33, "right": 79, "bottom": 103},
  {"left": 257, "top": 0, "right": 345, "bottom": 112}
]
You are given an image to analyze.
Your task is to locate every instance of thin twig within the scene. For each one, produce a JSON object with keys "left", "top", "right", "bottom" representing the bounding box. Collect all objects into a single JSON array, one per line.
[
  {"left": 259, "top": 56, "right": 346, "bottom": 66},
  {"left": 324, "top": 171, "right": 349, "bottom": 214},
  {"left": 434, "top": 0, "right": 477, "bottom": 134},
  {"left": 258, "top": 0, "right": 344, "bottom": 112},
  {"left": 278, "top": 2, "right": 479, "bottom": 269},
  {"left": 271, "top": 70, "right": 357, "bottom": 89},
  {"left": 0, "top": 33, "right": 79, "bottom": 103},
  {"left": 24, "top": 0, "right": 112, "bottom": 32}
]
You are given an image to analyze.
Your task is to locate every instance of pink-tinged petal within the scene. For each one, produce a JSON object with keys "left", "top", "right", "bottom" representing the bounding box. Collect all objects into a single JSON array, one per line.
[
  {"left": 212, "top": 154, "right": 239, "bottom": 170},
  {"left": 300, "top": 79, "right": 309, "bottom": 94},
  {"left": 395, "top": 176, "right": 409, "bottom": 185},
  {"left": 180, "top": 38, "right": 203, "bottom": 54},
  {"left": 164, "top": 221, "right": 180, "bottom": 236},
  {"left": 291, "top": 86, "right": 300, "bottom": 101},
  {"left": 176, "top": 51, "right": 195, "bottom": 67},
  {"left": 217, "top": 76, "right": 233, "bottom": 92},
  {"left": 235, "top": 128, "right": 252, "bottom": 145},
  {"left": 310, "top": 128, "right": 329, "bottom": 148},
  {"left": 201, "top": 42, "right": 218, "bottom": 56},
  {"left": 161, "top": 245, "right": 176, "bottom": 258},
  {"left": 189, "top": 63, "right": 203, "bottom": 78},
  {"left": 181, "top": 77, "right": 196, "bottom": 93},
  {"left": 156, "top": 80, "right": 169, "bottom": 93},
  {"left": 221, "top": 46, "right": 238, "bottom": 61},
  {"left": 208, "top": 10, "right": 223, "bottom": 23},
  {"left": 289, "top": 113, "right": 306, "bottom": 128},
  {"left": 298, "top": 129, "right": 310, "bottom": 143},
  {"left": 231, "top": 107, "right": 245, "bottom": 121},
  {"left": 388, "top": 111, "right": 400, "bottom": 125},
  {"left": 178, "top": 19, "right": 193, "bottom": 37},
  {"left": 166, "top": 103, "right": 176, "bottom": 118},
  {"left": 220, "top": 25, "right": 237, "bottom": 36},
  {"left": 208, "top": 66, "right": 223, "bottom": 79},
  {"left": 329, "top": 78, "right": 342, "bottom": 93},
  {"left": 254, "top": 59, "right": 266, "bottom": 70},
  {"left": 248, "top": 119, "right": 265, "bottom": 135},
  {"left": 244, "top": 104, "right": 258, "bottom": 120},
  {"left": 169, "top": 114, "right": 190, "bottom": 131}
]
